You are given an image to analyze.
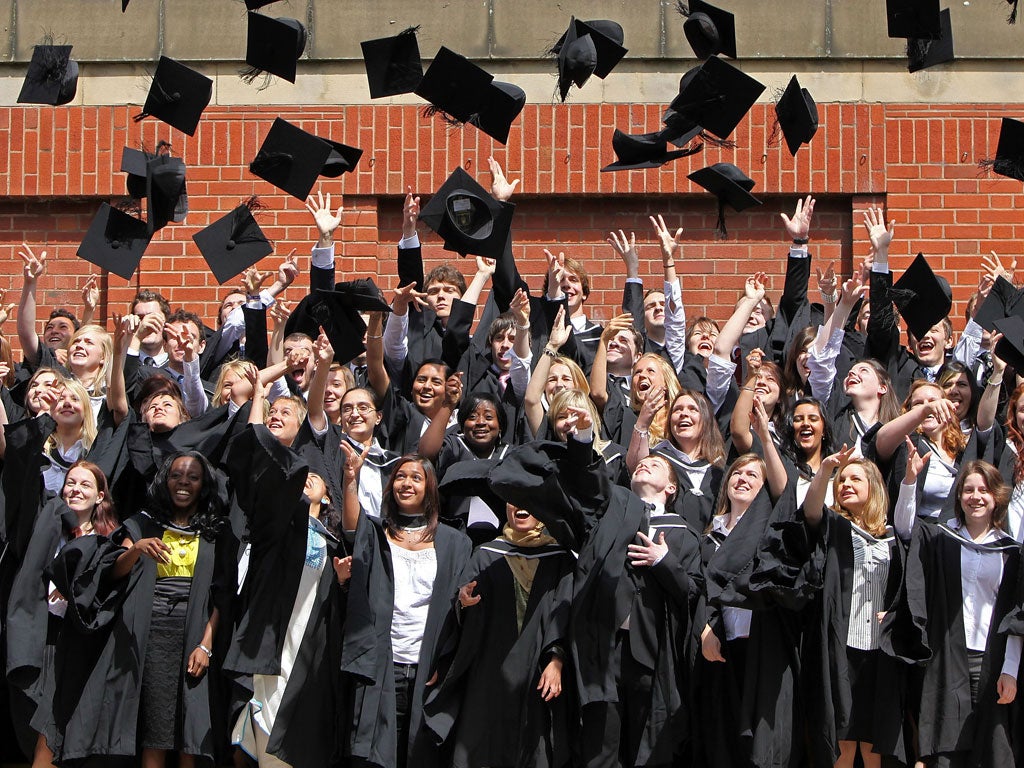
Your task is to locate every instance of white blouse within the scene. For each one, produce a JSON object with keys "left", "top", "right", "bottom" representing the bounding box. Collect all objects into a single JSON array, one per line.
[{"left": 389, "top": 539, "right": 438, "bottom": 665}]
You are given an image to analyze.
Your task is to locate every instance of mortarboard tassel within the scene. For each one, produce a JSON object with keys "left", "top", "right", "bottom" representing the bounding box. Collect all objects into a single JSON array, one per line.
[
  {"left": 714, "top": 199, "right": 728, "bottom": 239},
  {"left": 1010, "top": 0, "right": 1019, "bottom": 24}
]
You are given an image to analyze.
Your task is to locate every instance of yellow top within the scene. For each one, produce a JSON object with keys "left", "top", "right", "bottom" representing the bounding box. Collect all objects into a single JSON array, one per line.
[{"left": 157, "top": 528, "right": 199, "bottom": 579}]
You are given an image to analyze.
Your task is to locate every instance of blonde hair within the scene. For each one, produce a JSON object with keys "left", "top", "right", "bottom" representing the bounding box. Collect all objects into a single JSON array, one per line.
[
  {"left": 549, "top": 388, "right": 609, "bottom": 454},
  {"left": 68, "top": 324, "right": 113, "bottom": 398},
  {"left": 630, "top": 353, "right": 681, "bottom": 443},
  {"left": 830, "top": 458, "right": 889, "bottom": 537},
  {"left": 548, "top": 355, "right": 590, "bottom": 395},
  {"left": 269, "top": 395, "right": 308, "bottom": 425},
  {"left": 903, "top": 379, "right": 967, "bottom": 457},
  {"left": 212, "top": 359, "right": 257, "bottom": 408},
  {"left": 45, "top": 377, "right": 97, "bottom": 453}
]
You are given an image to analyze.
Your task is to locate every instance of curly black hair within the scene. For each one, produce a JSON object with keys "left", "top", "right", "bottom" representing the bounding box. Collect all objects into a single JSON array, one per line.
[{"left": 146, "top": 451, "right": 225, "bottom": 539}]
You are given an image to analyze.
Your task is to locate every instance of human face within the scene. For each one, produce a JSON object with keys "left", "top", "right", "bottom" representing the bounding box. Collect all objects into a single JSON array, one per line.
[
  {"left": 643, "top": 292, "right": 665, "bottom": 332},
  {"left": 545, "top": 363, "right": 575, "bottom": 399},
  {"left": 463, "top": 402, "right": 500, "bottom": 451},
  {"left": 267, "top": 400, "right": 302, "bottom": 446},
  {"left": 909, "top": 323, "right": 951, "bottom": 368},
  {"left": 51, "top": 386, "right": 85, "bottom": 428},
  {"left": 44, "top": 316, "right": 76, "bottom": 351},
  {"left": 844, "top": 362, "right": 886, "bottom": 401},
  {"left": 606, "top": 330, "right": 638, "bottom": 369},
  {"left": 753, "top": 369, "right": 781, "bottom": 413},
  {"left": 341, "top": 390, "right": 380, "bottom": 442},
  {"left": 560, "top": 269, "right": 585, "bottom": 315},
  {"left": 490, "top": 328, "right": 515, "bottom": 373},
  {"left": 744, "top": 299, "right": 771, "bottom": 333},
  {"left": 167, "top": 456, "right": 204, "bottom": 516},
  {"left": 670, "top": 395, "right": 703, "bottom": 448},
  {"left": 143, "top": 394, "right": 185, "bottom": 432},
  {"left": 631, "top": 456, "right": 677, "bottom": 499},
  {"left": 687, "top": 325, "right": 718, "bottom": 358},
  {"left": 424, "top": 280, "right": 461, "bottom": 320},
  {"left": 219, "top": 292, "right": 246, "bottom": 326},
  {"left": 727, "top": 460, "right": 764, "bottom": 507},
  {"left": 284, "top": 337, "right": 315, "bottom": 392},
  {"left": 551, "top": 408, "right": 576, "bottom": 442},
  {"left": 632, "top": 358, "right": 666, "bottom": 400},
  {"left": 303, "top": 472, "right": 329, "bottom": 510},
  {"left": 836, "top": 464, "right": 870, "bottom": 514},
  {"left": 942, "top": 372, "right": 972, "bottom": 422},
  {"left": 26, "top": 371, "right": 60, "bottom": 415},
  {"left": 323, "top": 369, "right": 350, "bottom": 421},
  {"left": 909, "top": 384, "right": 946, "bottom": 437},
  {"left": 220, "top": 368, "right": 254, "bottom": 407},
  {"left": 68, "top": 330, "right": 105, "bottom": 373},
  {"left": 856, "top": 303, "right": 871, "bottom": 334},
  {"left": 133, "top": 300, "right": 166, "bottom": 347},
  {"left": 795, "top": 343, "right": 811, "bottom": 384},
  {"left": 960, "top": 473, "right": 996, "bottom": 530},
  {"left": 792, "top": 403, "right": 824, "bottom": 456},
  {"left": 506, "top": 503, "right": 539, "bottom": 533},
  {"left": 63, "top": 466, "right": 104, "bottom": 516},
  {"left": 164, "top": 321, "right": 204, "bottom": 366},
  {"left": 412, "top": 363, "right": 446, "bottom": 414},
  {"left": 392, "top": 462, "right": 427, "bottom": 512}
]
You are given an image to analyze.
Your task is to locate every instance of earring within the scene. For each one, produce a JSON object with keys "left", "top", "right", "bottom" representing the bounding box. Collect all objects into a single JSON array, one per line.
[{"left": 321, "top": 497, "right": 330, "bottom": 505}]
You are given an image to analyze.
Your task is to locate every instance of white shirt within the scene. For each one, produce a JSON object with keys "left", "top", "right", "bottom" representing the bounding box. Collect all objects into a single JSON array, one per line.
[
  {"left": 711, "top": 514, "right": 753, "bottom": 641},
  {"left": 389, "top": 539, "right": 438, "bottom": 665},
  {"left": 847, "top": 523, "right": 893, "bottom": 651}
]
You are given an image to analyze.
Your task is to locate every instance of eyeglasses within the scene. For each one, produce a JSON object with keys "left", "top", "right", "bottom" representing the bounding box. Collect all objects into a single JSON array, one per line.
[{"left": 342, "top": 403, "right": 376, "bottom": 415}]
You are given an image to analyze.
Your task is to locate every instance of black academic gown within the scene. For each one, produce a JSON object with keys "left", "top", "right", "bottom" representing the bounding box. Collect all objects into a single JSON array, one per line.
[
  {"left": 801, "top": 509, "right": 908, "bottom": 766},
  {"left": 695, "top": 487, "right": 826, "bottom": 768},
  {"left": 340, "top": 513, "right": 472, "bottom": 768},
  {"left": 881, "top": 522, "right": 1022, "bottom": 767},
  {"left": 489, "top": 438, "right": 704, "bottom": 767},
  {"left": 46, "top": 513, "right": 233, "bottom": 764},
  {"left": 222, "top": 424, "right": 347, "bottom": 768},
  {"left": 423, "top": 537, "right": 576, "bottom": 768}
]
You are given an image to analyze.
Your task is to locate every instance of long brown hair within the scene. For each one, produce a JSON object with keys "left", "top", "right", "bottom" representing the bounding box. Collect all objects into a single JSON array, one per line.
[
  {"left": 64, "top": 459, "right": 118, "bottom": 536},
  {"left": 1005, "top": 383, "right": 1024, "bottom": 485},
  {"left": 630, "top": 353, "right": 681, "bottom": 443},
  {"left": 954, "top": 460, "right": 1010, "bottom": 533},
  {"left": 903, "top": 379, "right": 967, "bottom": 458},
  {"left": 710, "top": 453, "right": 766, "bottom": 528},
  {"left": 830, "top": 458, "right": 888, "bottom": 537},
  {"left": 669, "top": 389, "right": 726, "bottom": 468},
  {"left": 381, "top": 456, "right": 441, "bottom": 543}
]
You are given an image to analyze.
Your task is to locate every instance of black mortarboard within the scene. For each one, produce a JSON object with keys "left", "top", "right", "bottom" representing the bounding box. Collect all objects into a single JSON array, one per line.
[
  {"left": 886, "top": 0, "right": 942, "bottom": 39},
  {"left": 775, "top": 75, "right": 818, "bottom": 156},
  {"left": 973, "top": 276, "right": 1024, "bottom": 332},
  {"left": 244, "top": 12, "right": 307, "bottom": 84},
  {"left": 474, "top": 80, "right": 526, "bottom": 145},
  {"left": 891, "top": 253, "right": 953, "bottom": 339},
  {"left": 418, "top": 167, "right": 514, "bottom": 260},
  {"left": 286, "top": 281, "right": 390, "bottom": 366},
  {"left": 688, "top": 162, "right": 762, "bottom": 236},
  {"left": 550, "top": 17, "right": 627, "bottom": 101},
  {"left": 574, "top": 20, "right": 627, "bottom": 78},
  {"left": 121, "top": 147, "right": 148, "bottom": 199},
  {"left": 415, "top": 46, "right": 494, "bottom": 124},
  {"left": 145, "top": 153, "right": 188, "bottom": 234},
  {"left": 994, "top": 315, "right": 1024, "bottom": 373},
  {"left": 250, "top": 118, "right": 363, "bottom": 200},
  {"left": 660, "top": 110, "right": 706, "bottom": 147},
  {"left": 679, "top": 0, "right": 737, "bottom": 59},
  {"left": 122, "top": 0, "right": 130, "bottom": 10},
  {"left": 907, "top": 8, "right": 953, "bottom": 73},
  {"left": 668, "top": 55, "right": 765, "bottom": 140},
  {"left": 245, "top": 0, "right": 283, "bottom": 9},
  {"left": 192, "top": 202, "right": 273, "bottom": 284},
  {"left": 18, "top": 45, "right": 79, "bottom": 106},
  {"left": 361, "top": 27, "right": 424, "bottom": 98},
  {"left": 986, "top": 117, "right": 1024, "bottom": 182},
  {"left": 601, "top": 129, "right": 703, "bottom": 172},
  {"left": 136, "top": 57, "right": 213, "bottom": 136},
  {"left": 77, "top": 203, "right": 151, "bottom": 281}
]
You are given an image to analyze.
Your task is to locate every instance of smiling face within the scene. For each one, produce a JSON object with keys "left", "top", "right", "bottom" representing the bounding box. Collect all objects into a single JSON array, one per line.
[
  {"left": 836, "top": 463, "right": 870, "bottom": 515},
  {"left": 909, "top": 322, "right": 951, "bottom": 368},
  {"left": 630, "top": 455, "right": 677, "bottom": 501},
  {"left": 744, "top": 298, "right": 772, "bottom": 333},
  {"left": 63, "top": 465, "right": 103, "bottom": 515},
  {"left": 670, "top": 394, "right": 703, "bottom": 450},
  {"left": 267, "top": 399, "right": 303, "bottom": 446},
  {"left": 844, "top": 362, "right": 887, "bottom": 401},
  {"left": 506, "top": 503, "right": 540, "bottom": 533},
  {"left": 726, "top": 459, "right": 765, "bottom": 508},
  {"left": 340, "top": 389, "right": 380, "bottom": 443},
  {"left": 791, "top": 402, "right": 824, "bottom": 456},
  {"left": 942, "top": 372, "right": 973, "bottom": 422},
  {"left": 632, "top": 357, "right": 667, "bottom": 400},
  {"left": 463, "top": 401, "right": 500, "bottom": 451},
  {"left": 26, "top": 370, "right": 61, "bottom": 414},
  {"left": 795, "top": 344, "right": 812, "bottom": 384},
  {"left": 560, "top": 269, "right": 586, "bottom": 315},
  {"left": 490, "top": 328, "right": 516, "bottom": 373},
  {"left": 51, "top": 385, "right": 85, "bottom": 428},
  {"left": 545, "top": 363, "right": 576, "bottom": 399},
  {"left": 44, "top": 316, "right": 76, "bottom": 351},
  {"left": 164, "top": 320, "right": 204, "bottom": 366},
  {"left": 391, "top": 461, "right": 427, "bottom": 512},
  {"left": 752, "top": 368, "right": 781, "bottom": 413},
  {"left": 959, "top": 472, "right": 996, "bottom": 530},
  {"left": 412, "top": 363, "right": 447, "bottom": 415},
  {"left": 323, "top": 368, "right": 350, "bottom": 421},
  {"left": 908, "top": 383, "right": 946, "bottom": 438},
  {"left": 283, "top": 337, "right": 315, "bottom": 392},
  {"left": 686, "top": 324, "right": 719, "bottom": 358},
  {"left": 68, "top": 329, "right": 106, "bottom": 373},
  {"left": 424, "top": 280, "right": 461, "bottom": 320},
  {"left": 219, "top": 368, "right": 254, "bottom": 407},
  {"left": 133, "top": 300, "right": 166, "bottom": 348},
  {"left": 606, "top": 330, "right": 638, "bottom": 370},
  {"left": 167, "top": 456, "right": 204, "bottom": 517},
  {"left": 142, "top": 394, "right": 186, "bottom": 432}
]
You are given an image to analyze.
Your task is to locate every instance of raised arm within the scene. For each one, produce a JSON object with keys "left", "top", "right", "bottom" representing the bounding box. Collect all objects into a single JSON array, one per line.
[
  {"left": 976, "top": 337, "right": 1006, "bottom": 433},
  {"left": 777, "top": 195, "right": 815, "bottom": 324},
  {"left": 80, "top": 275, "right": 100, "bottom": 328},
  {"left": 730, "top": 349, "right": 765, "bottom": 454},
  {"left": 625, "top": 384, "right": 665, "bottom": 473},
  {"left": 608, "top": 229, "right": 644, "bottom": 330},
  {"left": 508, "top": 288, "right": 533, "bottom": 401},
  {"left": 751, "top": 396, "right": 789, "bottom": 502},
  {"left": 524, "top": 306, "right": 570, "bottom": 438},
  {"left": 16, "top": 243, "right": 45, "bottom": 367},
  {"left": 107, "top": 313, "right": 133, "bottom": 425},
  {"left": 305, "top": 190, "right": 344, "bottom": 292},
  {"left": 802, "top": 444, "right": 854, "bottom": 527},
  {"left": 340, "top": 440, "right": 369, "bottom": 533},
  {"left": 894, "top": 437, "right": 929, "bottom": 540},
  {"left": 306, "top": 331, "right": 334, "bottom": 433},
  {"left": 589, "top": 313, "right": 634, "bottom": 411},
  {"left": 874, "top": 398, "right": 956, "bottom": 462},
  {"left": 862, "top": 206, "right": 899, "bottom": 360},
  {"left": 418, "top": 372, "right": 462, "bottom": 462},
  {"left": 365, "top": 311, "right": 391, "bottom": 402},
  {"left": 266, "top": 300, "right": 291, "bottom": 367}
]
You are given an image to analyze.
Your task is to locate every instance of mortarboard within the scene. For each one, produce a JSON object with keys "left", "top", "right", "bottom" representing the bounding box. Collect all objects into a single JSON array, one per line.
[
  {"left": 250, "top": 118, "right": 362, "bottom": 200},
  {"left": 244, "top": 12, "right": 307, "bottom": 84},
  {"left": 415, "top": 46, "right": 494, "bottom": 124},
  {"left": 984, "top": 117, "right": 1024, "bottom": 182},
  {"left": 668, "top": 55, "right": 765, "bottom": 140},
  {"left": 994, "top": 315, "right": 1024, "bottom": 373},
  {"left": 77, "top": 204, "right": 151, "bottom": 281},
  {"left": 688, "top": 162, "right": 762, "bottom": 236},
  {"left": 145, "top": 153, "right": 188, "bottom": 234},
  {"left": 191, "top": 201, "right": 274, "bottom": 284},
  {"left": 973, "top": 276, "right": 1024, "bottom": 332},
  {"left": 891, "top": 253, "right": 953, "bottom": 339},
  {"left": 601, "top": 129, "right": 703, "bottom": 172},
  {"left": 907, "top": 8, "right": 954, "bottom": 73},
  {"left": 550, "top": 17, "right": 627, "bottom": 101},
  {"left": 886, "top": 0, "right": 942, "bottom": 39},
  {"left": 361, "top": 27, "right": 424, "bottom": 98},
  {"left": 18, "top": 45, "right": 79, "bottom": 106},
  {"left": 286, "top": 281, "right": 391, "bottom": 366},
  {"left": 135, "top": 57, "right": 213, "bottom": 136},
  {"left": 678, "top": 0, "right": 737, "bottom": 59},
  {"left": 474, "top": 80, "right": 526, "bottom": 145},
  {"left": 775, "top": 75, "right": 818, "bottom": 156},
  {"left": 419, "top": 167, "right": 515, "bottom": 260}
]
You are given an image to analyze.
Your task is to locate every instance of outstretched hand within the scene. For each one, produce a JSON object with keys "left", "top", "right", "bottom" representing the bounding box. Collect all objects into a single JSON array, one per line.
[{"left": 780, "top": 195, "right": 815, "bottom": 240}]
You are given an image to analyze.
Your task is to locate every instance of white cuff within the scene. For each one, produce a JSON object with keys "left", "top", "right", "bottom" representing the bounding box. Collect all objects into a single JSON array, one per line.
[
  {"left": 311, "top": 244, "right": 335, "bottom": 269},
  {"left": 399, "top": 234, "right": 421, "bottom": 249}
]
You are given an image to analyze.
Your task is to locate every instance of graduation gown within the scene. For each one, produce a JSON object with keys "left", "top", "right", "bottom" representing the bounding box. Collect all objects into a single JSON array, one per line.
[
  {"left": 340, "top": 513, "right": 472, "bottom": 768},
  {"left": 46, "top": 513, "right": 233, "bottom": 763},
  {"left": 223, "top": 424, "right": 347, "bottom": 768},
  {"left": 423, "top": 537, "right": 576, "bottom": 768},
  {"left": 881, "top": 522, "right": 1022, "bottom": 766}
]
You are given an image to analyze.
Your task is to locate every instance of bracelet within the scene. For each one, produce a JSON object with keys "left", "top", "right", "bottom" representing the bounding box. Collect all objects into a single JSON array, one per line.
[
  {"left": 198, "top": 644, "right": 213, "bottom": 659},
  {"left": 821, "top": 291, "right": 838, "bottom": 304},
  {"left": 742, "top": 386, "right": 756, "bottom": 392},
  {"left": 366, "top": 333, "right": 384, "bottom": 340},
  {"left": 792, "top": 237, "right": 809, "bottom": 245},
  {"left": 633, "top": 426, "right": 650, "bottom": 437},
  {"left": 664, "top": 261, "right": 675, "bottom": 268},
  {"left": 987, "top": 377, "right": 1004, "bottom": 388},
  {"left": 514, "top": 322, "right": 530, "bottom": 331},
  {"left": 246, "top": 294, "right": 260, "bottom": 302},
  {"left": 542, "top": 347, "right": 558, "bottom": 359}
]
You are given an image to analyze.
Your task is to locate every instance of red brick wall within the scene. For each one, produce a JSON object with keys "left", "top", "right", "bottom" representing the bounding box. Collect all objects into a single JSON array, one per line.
[{"left": 1, "top": 102, "right": 1021, "bottom": 349}]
